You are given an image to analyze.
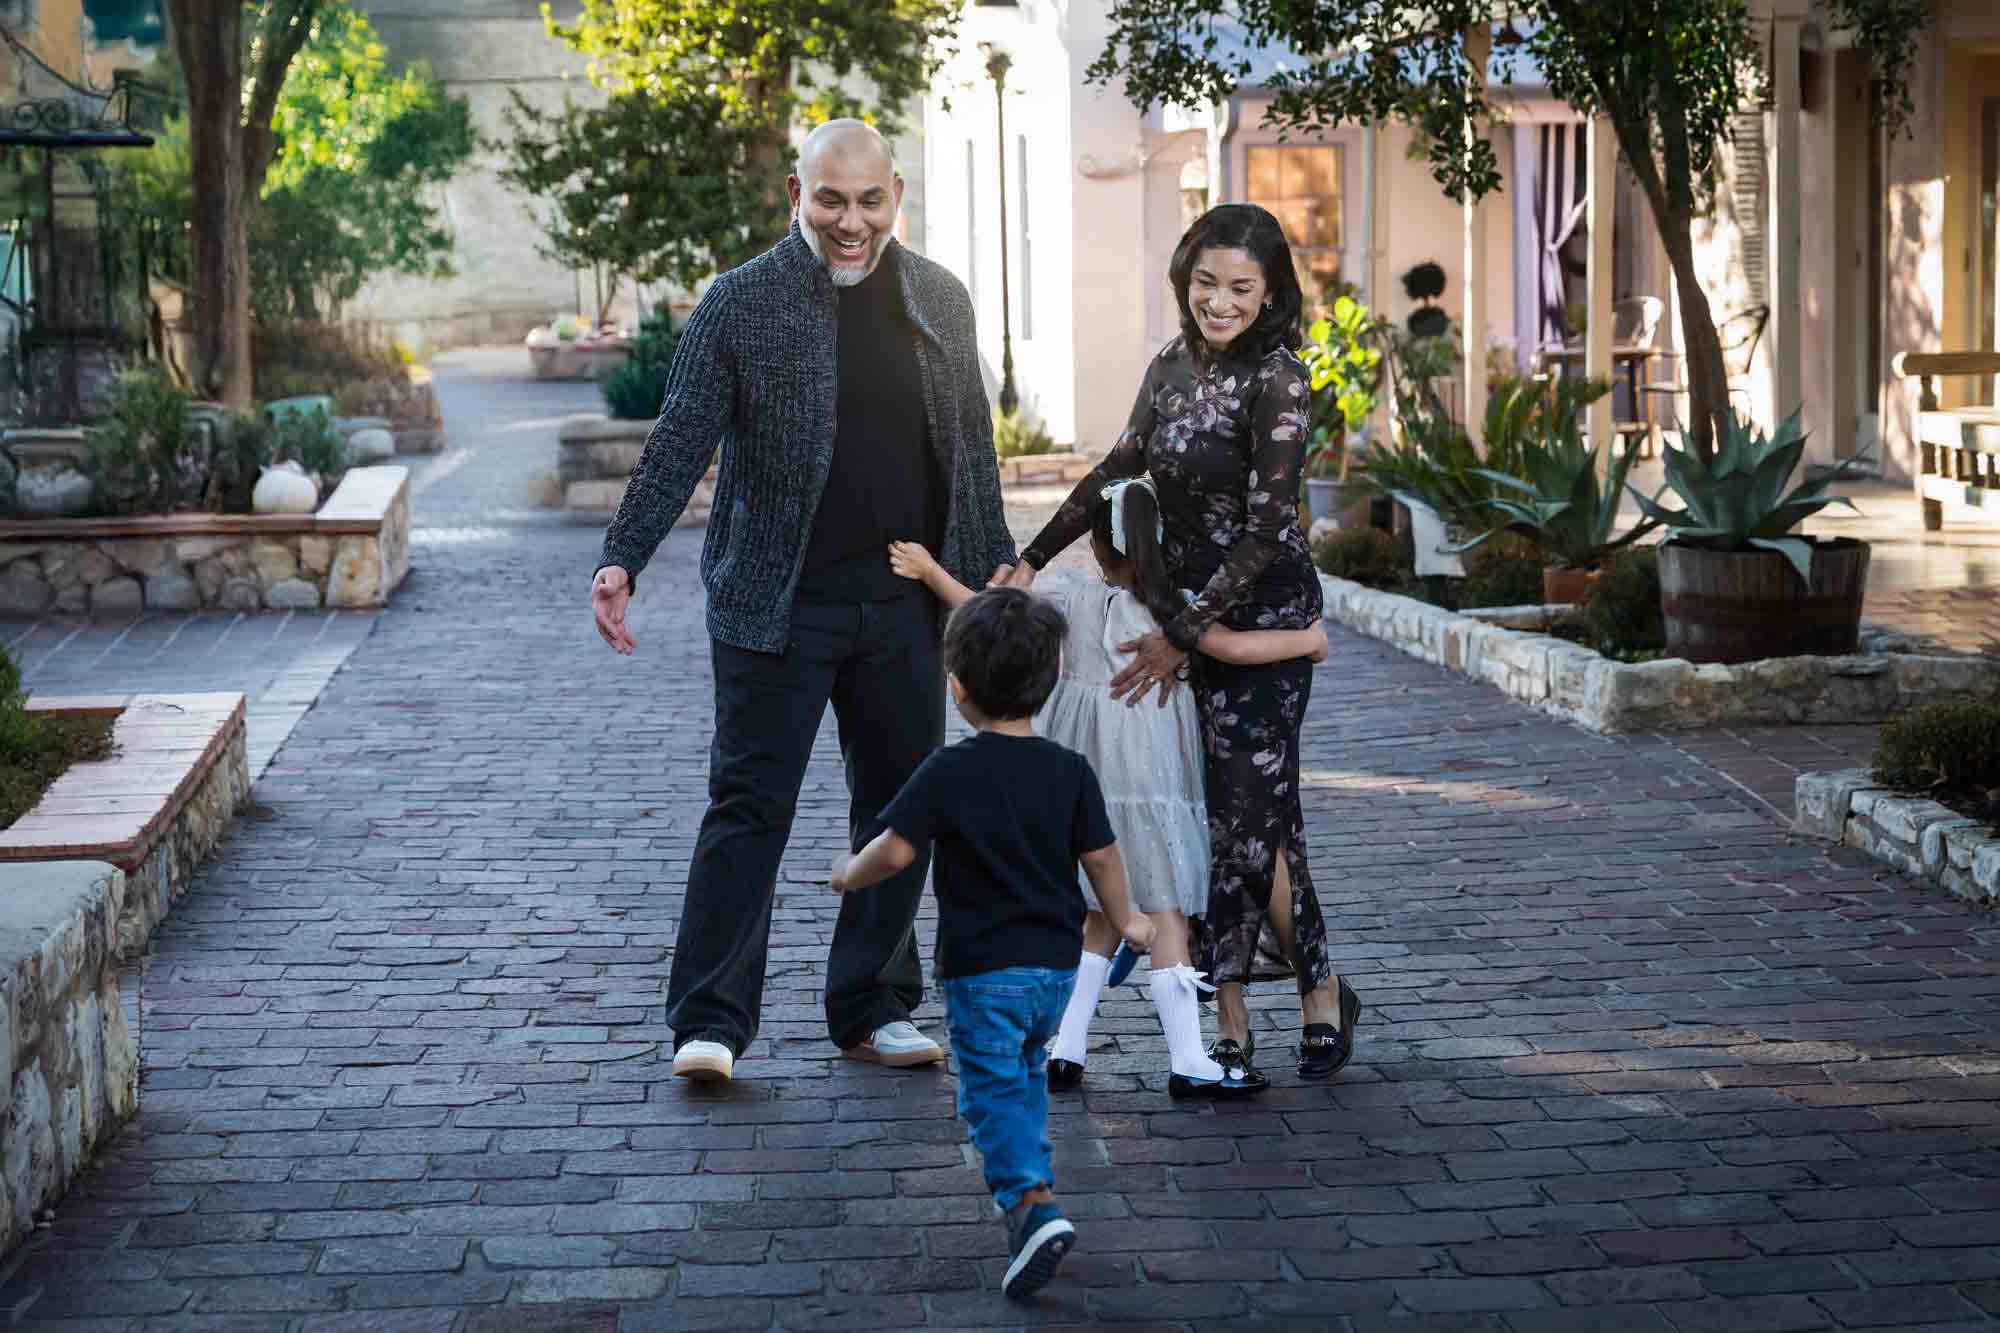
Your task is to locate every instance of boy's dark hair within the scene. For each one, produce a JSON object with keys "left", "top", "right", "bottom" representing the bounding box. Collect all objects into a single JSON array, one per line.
[{"left": 944, "top": 587, "right": 1067, "bottom": 721}]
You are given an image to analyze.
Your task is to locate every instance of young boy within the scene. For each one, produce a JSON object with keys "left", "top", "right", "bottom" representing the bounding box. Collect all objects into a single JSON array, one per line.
[{"left": 832, "top": 587, "right": 1155, "bottom": 1300}]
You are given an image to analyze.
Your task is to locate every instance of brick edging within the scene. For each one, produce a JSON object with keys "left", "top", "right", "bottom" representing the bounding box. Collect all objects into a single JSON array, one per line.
[{"left": 1795, "top": 768, "right": 2000, "bottom": 905}]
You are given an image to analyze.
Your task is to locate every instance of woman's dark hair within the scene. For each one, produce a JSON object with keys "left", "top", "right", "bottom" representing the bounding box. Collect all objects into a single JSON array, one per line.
[
  {"left": 1090, "top": 484, "right": 1183, "bottom": 631},
  {"left": 943, "top": 587, "right": 1067, "bottom": 721},
  {"left": 1169, "top": 203, "right": 1304, "bottom": 362}
]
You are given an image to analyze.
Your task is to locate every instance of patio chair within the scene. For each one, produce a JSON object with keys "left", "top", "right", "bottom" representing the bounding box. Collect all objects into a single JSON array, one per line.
[
  {"left": 1611, "top": 296, "right": 1665, "bottom": 457},
  {"left": 1639, "top": 304, "right": 1769, "bottom": 456}
]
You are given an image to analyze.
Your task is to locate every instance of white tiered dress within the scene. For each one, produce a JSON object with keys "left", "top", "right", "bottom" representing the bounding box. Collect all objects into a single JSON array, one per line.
[{"left": 1034, "top": 582, "right": 1209, "bottom": 917}]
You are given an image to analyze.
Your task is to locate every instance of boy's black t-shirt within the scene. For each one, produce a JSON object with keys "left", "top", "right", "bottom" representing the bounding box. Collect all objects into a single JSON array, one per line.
[{"left": 880, "top": 731, "right": 1116, "bottom": 980}]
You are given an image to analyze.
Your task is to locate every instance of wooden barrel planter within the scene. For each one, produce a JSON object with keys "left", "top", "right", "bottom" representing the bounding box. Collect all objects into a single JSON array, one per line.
[{"left": 1657, "top": 538, "right": 1871, "bottom": 664}]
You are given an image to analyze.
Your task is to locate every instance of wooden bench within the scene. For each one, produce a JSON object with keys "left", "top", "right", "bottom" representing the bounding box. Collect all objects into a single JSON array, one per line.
[{"left": 1892, "top": 350, "right": 2000, "bottom": 531}]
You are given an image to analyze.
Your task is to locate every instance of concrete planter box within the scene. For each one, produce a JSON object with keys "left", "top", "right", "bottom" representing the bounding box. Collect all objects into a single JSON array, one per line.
[
  {"left": 998, "top": 451, "right": 1095, "bottom": 486},
  {"left": 528, "top": 338, "right": 631, "bottom": 382},
  {"left": 556, "top": 414, "right": 711, "bottom": 526},
  {"left": 1795, "top": 768, "right": 2000, "bottom": 907},
  {"left": 0, "top": 692, "right": 251, "bottom": 1258},
  {"left": 1320, "top": 572, "right": 2000, "bottom": 734},
  {"left": 0, "top": 464, "right": 411, "bottom": 615}
]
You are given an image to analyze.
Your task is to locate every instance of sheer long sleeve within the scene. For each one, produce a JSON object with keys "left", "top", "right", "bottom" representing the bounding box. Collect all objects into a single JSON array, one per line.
[
  {"left": 1163, "top": 355, "right": 1311, "bottom": 650},
  {"left": 1020, "top": 357, "right": 1157, "bottom": 569}
]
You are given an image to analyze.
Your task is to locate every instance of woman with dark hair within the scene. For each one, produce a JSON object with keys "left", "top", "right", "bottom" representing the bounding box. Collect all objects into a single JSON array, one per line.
[{"left": 1002, "top": 204, "right": 1360, "bottom": 1083}]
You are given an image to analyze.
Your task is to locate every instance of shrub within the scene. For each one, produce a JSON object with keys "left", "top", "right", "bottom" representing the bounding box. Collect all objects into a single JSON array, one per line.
[
  {"left": 602, "top": 305, "right": 680, "bottom": 421},
  {"left": 84, "top": 370, "right": 199, "bottom": 514},
  {"left": 1873, "top": 700, "right": 2000, "bottom": 793},
  {"left": 208, "top": 413, "right": 274, "bottom": 514},
  {"left": 0, "top": 644, "right": 116, "bottom": 829},
  {"left": 994, "top": 407, "right": 1055, "bottom": 459},
  {"left": 269, "top": 406, "right": 347, "bottom": 483},
  {"left": 253, "top": 318, "right": 412, "bottom": 403},
  {"left": 1583, "top": 548, "right": 1665, "bottom": 658},
  {"left": 1457, "top": 530, "right": 1545, "bottom": 608},
  {"left": 1313, "top": 525, "right": 1410, "bottom": 589},
  {"left": 0, "top": 643, "right": 38, "bottom": 764}
]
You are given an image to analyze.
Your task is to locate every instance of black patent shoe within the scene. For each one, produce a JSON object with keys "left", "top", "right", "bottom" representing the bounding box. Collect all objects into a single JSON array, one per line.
[
  {"left": 1207, "top": 1034, "right": 1256, "bottom": 1071},
  {"left": 1299, "top": 980, "right": 1363, "bottom": 1081},
  {"left": 1046, "top": 1058, "right": 1085, "bottom": 1092},
  {"left": 1168, "top": 1064, "right": 1269, "bottom": 1100}
]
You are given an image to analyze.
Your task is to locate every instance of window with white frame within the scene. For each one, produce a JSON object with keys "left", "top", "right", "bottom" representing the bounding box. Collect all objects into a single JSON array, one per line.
[{"left": 1246, "top": 144, "right": 1344, "bottom": 309}]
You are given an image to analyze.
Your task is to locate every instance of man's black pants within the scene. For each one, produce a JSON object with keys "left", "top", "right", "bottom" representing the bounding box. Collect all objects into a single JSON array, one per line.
[{"left": 666, "top": 589, "right": 944, "bottom": 1055}]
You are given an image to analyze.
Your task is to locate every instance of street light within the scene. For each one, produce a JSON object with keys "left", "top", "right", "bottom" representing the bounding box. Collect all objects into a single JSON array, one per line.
[{"left": 978, "top": 40, "right": 1018, "bottom": 415}]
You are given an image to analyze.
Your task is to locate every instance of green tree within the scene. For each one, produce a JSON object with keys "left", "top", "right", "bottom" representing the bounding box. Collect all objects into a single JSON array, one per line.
[
  {"left": 499, "top": 0, "right": 959, "bottom": 296},
  {"left": 1088, "top": 0, "right": 1927, "bottom": 463},
  {"left": 142, "top": 3, "right": 473, "bottom": 324}
]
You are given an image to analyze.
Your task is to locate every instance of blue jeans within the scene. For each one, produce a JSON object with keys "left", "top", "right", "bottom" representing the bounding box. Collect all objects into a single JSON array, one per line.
[{"left": 942, "top": 966, "right": 1077, "bottom": 1212}]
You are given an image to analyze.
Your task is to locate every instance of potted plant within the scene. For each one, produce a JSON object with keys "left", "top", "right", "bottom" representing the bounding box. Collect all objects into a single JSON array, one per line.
[
  {"left": 1403, "top": 262, "right": 1449, "bottom": 339},
  {"left": 1456, "top": 376, "right": 1660, "bottom": 604},
  {"left": 1627, "top": 412, "right": 1871, "bottom": 664},
  {"left": 1299, "top": 294, "right": 1387, "bottom": 528}
]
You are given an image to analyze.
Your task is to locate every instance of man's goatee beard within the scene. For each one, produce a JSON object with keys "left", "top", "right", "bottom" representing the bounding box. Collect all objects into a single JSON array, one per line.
[{"left": 798, "top": 208, "right": 887, "bottom": 287}]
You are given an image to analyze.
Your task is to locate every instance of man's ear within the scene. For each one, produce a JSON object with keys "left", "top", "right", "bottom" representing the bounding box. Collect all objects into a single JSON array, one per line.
[
  {"left": 786, "top": 174, "right": 803, "bottom": 211},
  {"left": 892, "top": 174, "right": 905, "bottom": 213}
]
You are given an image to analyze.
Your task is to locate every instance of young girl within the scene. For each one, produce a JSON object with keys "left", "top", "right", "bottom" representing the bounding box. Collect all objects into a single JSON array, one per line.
[{"left": 889, "top": 478, "right": 1327, "bottom": 1100}]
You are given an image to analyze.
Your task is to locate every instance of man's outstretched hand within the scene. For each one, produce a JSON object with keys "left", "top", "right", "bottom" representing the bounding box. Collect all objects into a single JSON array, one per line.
[{"left": 592, "top": 566, "right": 637, "bottom": 655}]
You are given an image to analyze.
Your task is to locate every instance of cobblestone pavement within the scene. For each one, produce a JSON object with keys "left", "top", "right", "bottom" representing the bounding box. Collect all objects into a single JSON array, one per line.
[{"left": 4, "top": 352, "right": 1999, "bottom": 1331}]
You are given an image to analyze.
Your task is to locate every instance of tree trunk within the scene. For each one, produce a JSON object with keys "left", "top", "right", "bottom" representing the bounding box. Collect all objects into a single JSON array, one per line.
[
  {"left": 1659, "top": 216, "right": 1731, "bottom": 463},
  {"left": 166, "top": 0, "right": 252, "bottom": 410}
]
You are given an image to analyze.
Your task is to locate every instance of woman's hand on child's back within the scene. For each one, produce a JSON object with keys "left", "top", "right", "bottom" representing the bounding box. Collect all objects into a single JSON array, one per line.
[{"left": 888, "top": 542, "right": 937, "bottom": 584}]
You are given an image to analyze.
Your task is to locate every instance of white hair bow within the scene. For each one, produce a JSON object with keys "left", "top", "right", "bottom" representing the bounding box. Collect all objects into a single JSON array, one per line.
[{"left": 1101, "top": 478, "right": 1163, "bottom": 556}]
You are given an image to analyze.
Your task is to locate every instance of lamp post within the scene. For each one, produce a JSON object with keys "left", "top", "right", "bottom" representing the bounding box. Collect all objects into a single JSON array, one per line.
[{"left": 980, "top": 41, "right": 1018, "bottom": 415}]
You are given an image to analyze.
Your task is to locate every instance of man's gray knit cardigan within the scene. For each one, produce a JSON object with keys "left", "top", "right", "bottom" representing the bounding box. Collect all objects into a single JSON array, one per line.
[{"left": 597, "top": 227, "right": 1017, "bottom": 654}]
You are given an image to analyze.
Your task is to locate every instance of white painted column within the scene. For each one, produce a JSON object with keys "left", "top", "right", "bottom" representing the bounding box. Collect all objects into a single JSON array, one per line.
[
  {"left": 1586, "top": 115, "right": 1616, "bottom": 464},
  {"left": 1770, "top": 13, "right": 1804, "bottom": 429},
  {"left": 1462, "top": 23, "right": 1490, "bottom": 444}
]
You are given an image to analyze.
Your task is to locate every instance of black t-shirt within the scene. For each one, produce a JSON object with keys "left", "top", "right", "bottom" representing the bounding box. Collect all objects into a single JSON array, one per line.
[
  {"left": 880, "top": 731, "right": 1117, "bottom": 980},
  {"left": 798, "top": 247, "right": 942, "bottom": 602}
]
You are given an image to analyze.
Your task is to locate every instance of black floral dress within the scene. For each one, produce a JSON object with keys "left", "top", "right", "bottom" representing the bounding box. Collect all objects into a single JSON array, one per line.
[{"left": 1022, "top": 336, "right": 1331, "bottom": 998}]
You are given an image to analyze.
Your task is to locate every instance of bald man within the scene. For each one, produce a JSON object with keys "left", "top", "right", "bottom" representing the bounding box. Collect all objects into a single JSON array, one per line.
[{"left": 592, "top": 120, "right": 1016, "bottom": 1084}]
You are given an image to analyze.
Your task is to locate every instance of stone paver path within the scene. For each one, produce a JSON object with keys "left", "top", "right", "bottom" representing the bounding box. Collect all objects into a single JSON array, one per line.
[{"left": 4, "top": 353, "right": 1999, "bottom": 1331}]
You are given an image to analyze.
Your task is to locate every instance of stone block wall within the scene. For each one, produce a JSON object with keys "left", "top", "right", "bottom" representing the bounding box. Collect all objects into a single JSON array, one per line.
[
  {"left": 1796, "top": 769, "right": 2000, "bottom": 907},
  {"left": 0, "top": 465, "right": 411, "bottom": 615},
  {"left": 0, "top": 861, "right": 139, "bottom": 1258},
  {"left": 557, "top": 415, "right": 711, "bottom": 525}
]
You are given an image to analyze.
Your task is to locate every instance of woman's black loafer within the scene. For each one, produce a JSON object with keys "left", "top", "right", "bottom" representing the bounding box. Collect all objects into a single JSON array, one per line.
[
  {"left": 1207, "top": 1034, "right": 1256, "bottom": 1071},
  {"left": 1299, "top": 980, "right": 1362, "bottom": 1081},
  {"left": 1046, "top": 1058, "right": 1085, "bottom": 1092}
]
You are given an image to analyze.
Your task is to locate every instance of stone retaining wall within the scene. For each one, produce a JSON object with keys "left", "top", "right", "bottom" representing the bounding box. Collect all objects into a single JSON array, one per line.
[
  {"left": 1320, "top": 573, "right": 2000, "bottom": 733},
  {"left": 557, "top": 415, "right": 710, "bottom": 524},
  {"left": 1795, "top": 769, "right": 2000, "bottom": 906},
  {"left": 1, "top": 860, "right": 137, "bottom": 1258},
  {"left": 0, "top": 465, "right": 411, "bottom": 615},
  {"left": 0, "top": 693, "right": 249, "bottom": 1259}
]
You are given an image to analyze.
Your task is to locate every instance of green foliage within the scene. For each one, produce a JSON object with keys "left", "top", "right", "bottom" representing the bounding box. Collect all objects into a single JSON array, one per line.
[
  {"left": 1312, "top": 525, "right": 1410, "bottom": 589},
  {"left": 1872, "top": 700, "right": 2000, "bottom": 793},
  {"left": 1298, "top": 294, "right": 1387, "bottom": 479},
  {"left": 1582, "top": 547, "right": 1666, "bottom": 659},
  {"left": 253, "top": 318, "right": 413, "bottom": 401},
  {"left": 602, "top": 306, "right": 682, "bottom": 421},
  {"left": 1362, "top": 361, "right": 1540, "bottom": 537},
  {"left": 268, "top": 406, "right": 348, "bottom": 481},
  {"left": 993, "top": 408, "right": 1056, "bottom": 459},
  {"left": 209, "top": 414, "right": 275, "bottom": 514},
  {"left": 1627, "top": 411, "right": 1869, "bottom": 582},
  {"left": 84, "top": 370, "right": 199, "bottom": 515},
  {"left": 1460, "top": 374, "right": 1660, "bottom": 569},
  {"left": 500, "top": 0, "right": 960, "bottom": 293},
  {"left": 0, "top": 644, "right": 116, "bottom": 829},
  {"left": 0, "top": 644, "right": 36, "bottom": 762},
  {"left": 117, "top": 2, "right": 474, "bottom": 321},
  {"left": 1457, "top": 531, "right": 1546, "bottom": 609}
]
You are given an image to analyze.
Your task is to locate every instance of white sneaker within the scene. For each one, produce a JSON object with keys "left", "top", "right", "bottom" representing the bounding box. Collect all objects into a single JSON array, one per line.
[
  {"left": 844, "top": 1020, "right": 944, "bottom": 1068},
  {"left": 672, "top": 1039, "right": 734, "bottom": 1083}
]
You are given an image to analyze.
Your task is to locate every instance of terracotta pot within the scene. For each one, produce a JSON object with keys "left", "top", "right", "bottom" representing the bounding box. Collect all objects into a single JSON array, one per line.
[
  {"left": 1542, "top": 565, "right": 1598, "bottom": 606},
  {"left": 1657, "top": 538, "right": 1870, "bottom": 664}
]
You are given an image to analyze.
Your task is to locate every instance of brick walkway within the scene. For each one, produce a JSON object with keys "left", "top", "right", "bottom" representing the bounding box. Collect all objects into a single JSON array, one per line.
[{"left": 3, "top": 354, "right": 1999, "bottom": 1330}]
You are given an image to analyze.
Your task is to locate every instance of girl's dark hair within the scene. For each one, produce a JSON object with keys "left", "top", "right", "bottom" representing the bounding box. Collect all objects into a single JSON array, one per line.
[
  {"left": 1169, "top": 203, "right": 1304, "bottom": 362},
  {"left": 943, "top": 587, "right": 1067, "bottom": 721},
  {"left": 1090, "top": 484, "right": 1183, "bottom": 631}
]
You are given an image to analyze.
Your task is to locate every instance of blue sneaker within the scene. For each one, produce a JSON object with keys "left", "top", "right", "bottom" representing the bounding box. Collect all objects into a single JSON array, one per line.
[
  {"left": 1105, "top": 941, "right": 1140, "bottom": 988},
  {"left": 1002, "top": 1200, "right": 1075, "bottom": 1299}
]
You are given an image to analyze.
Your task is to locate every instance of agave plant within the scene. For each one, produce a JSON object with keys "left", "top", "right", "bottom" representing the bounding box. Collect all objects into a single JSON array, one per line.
[
  {"left": 1627, "top": 412, "right": 1869, "bottom": 582},
  {"left": 1457, "top": 376, "right": 1660, "bottom": 569}
]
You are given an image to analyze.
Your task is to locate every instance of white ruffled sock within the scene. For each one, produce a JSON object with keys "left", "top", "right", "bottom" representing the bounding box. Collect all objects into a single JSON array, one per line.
[
  {"left": 1151, "top": 965, "right": 1226, "bottom": 1081},
  {"left": 1051, "top": 950, "right": 1112, "bottom": 1065}
]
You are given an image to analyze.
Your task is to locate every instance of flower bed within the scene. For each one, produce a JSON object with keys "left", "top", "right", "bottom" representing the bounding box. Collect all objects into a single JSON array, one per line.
[
  {"left": 1320, "top": 571, "right": 2000, "bottom": 733},
  {"left": 0, "top": 692, "right": 250, "bottom": 1258},
  {"left": 1795, "top": 769, "right": 2000, "bottom": 907},
  {"left": 0, "top": 465, "right": 410, "bottom": 614}
]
